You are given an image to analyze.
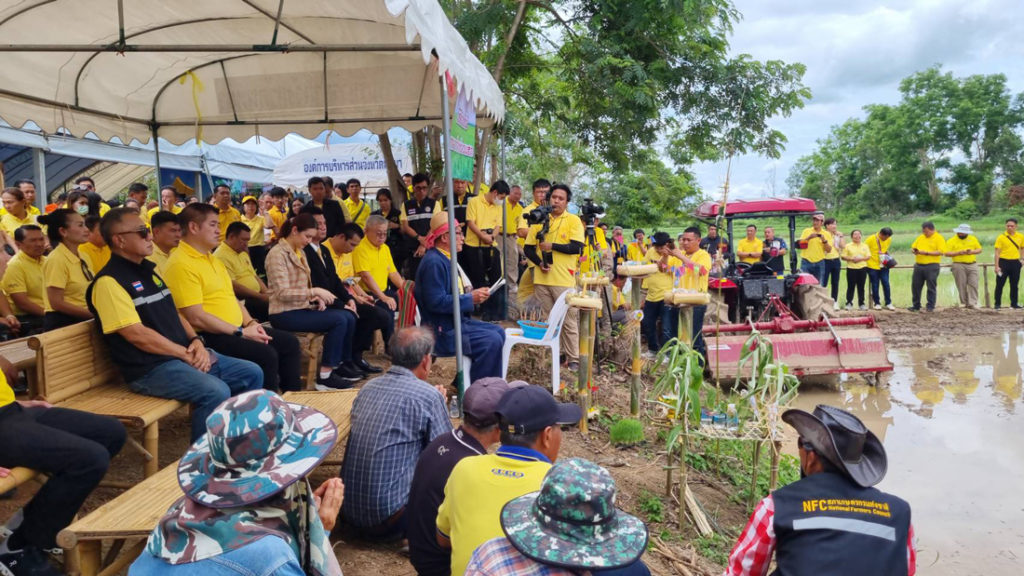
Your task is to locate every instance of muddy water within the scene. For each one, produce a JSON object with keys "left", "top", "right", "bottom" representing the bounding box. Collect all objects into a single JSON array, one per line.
[{"left": 786, "top": 331, "right": 1024, "bottom": 575}]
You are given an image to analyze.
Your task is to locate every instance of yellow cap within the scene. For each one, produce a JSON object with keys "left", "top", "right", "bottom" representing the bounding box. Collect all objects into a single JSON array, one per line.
[{"left": 242, "top": 195, "right": 258, "bottom": 204}]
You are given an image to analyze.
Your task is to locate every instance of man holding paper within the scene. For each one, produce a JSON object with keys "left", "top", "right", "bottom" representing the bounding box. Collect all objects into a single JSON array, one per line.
[{"left": 415, "top": 212, "right": 506, "bottom": 383}]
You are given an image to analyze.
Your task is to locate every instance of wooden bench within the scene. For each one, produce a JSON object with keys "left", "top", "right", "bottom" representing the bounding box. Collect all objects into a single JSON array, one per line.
[
  {"left": 28, "top": 321, "right": 185, "bottom": 478},
  {"left": 293, "top": 332, "right": 325, "bottom": 390},
  {"left": 57, "top": 389, "right": 357, "bottom": 576}
]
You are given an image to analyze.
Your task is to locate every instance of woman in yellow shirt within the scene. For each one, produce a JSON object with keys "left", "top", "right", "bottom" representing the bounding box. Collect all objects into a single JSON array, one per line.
[
  {"left": 840, "top": 230, "right": 871, "bottom": 310},
  {"left": 0, "top": 187, "right": 37, "bottom": 240},
  {"left": 38, "top": 209, "right": 94, "bottom": 331}
]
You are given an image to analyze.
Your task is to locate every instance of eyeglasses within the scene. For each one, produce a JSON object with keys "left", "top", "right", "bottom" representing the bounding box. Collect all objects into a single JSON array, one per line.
[{"left": 115, "top": 226, "right": 151, "bottom": 239}]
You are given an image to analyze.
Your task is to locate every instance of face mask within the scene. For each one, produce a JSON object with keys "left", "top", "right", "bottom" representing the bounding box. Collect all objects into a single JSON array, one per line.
[{"left": 75, "top": 205, "right": 89, "bottom": 215}]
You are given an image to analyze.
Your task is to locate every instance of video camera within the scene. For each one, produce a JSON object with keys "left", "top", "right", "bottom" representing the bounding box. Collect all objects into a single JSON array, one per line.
[
  {"left": 524, "top": 204, "right": 552, "bottom": 226},
  {"left": 579, "top": 198, "right": 605, "bottom": 226}
]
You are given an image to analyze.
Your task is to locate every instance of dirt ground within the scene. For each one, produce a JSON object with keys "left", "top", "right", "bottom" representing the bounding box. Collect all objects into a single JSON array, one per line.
[{"left": 1, "top": 307, "right": 1018, "bottom": 575}]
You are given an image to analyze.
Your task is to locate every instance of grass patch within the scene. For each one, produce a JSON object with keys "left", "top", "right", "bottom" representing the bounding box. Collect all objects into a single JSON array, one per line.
[
  {"left": 694, "top": 533, "right": 734, "bottom": 566},
  {"left": 638, "top": 490, "right": 665, "bottom": 523},
  {"left": 609, "top": 419, "right": 646, "bottom": 446},
  {"left": 689, "top": 438, "right": 801, "bottom": 504}
]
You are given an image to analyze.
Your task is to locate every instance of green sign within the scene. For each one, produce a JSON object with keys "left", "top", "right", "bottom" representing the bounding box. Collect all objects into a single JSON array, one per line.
[{"left": 449, "top": 87, "right": 476, "bottom": 181}]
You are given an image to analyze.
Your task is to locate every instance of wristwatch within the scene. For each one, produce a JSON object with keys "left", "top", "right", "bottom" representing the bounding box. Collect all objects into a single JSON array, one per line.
[
  {"left": 189, "top": 335, "right": 205, "bottom": 345},
  {"left": 233, "top": 326, "right": 243, "bottom": 337}
]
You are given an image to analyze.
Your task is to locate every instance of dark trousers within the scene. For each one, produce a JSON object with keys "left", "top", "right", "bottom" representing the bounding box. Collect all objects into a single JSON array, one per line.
[
  {"left": 462, "top": 320, "right": 506, "bottom": 383},
  {"left": 269, "top": 308, "right": 355, "bottom": 368},
  {"left": 911, "top": 263, "right": 940, "bottom": 310},
  {"left": 244, "top": 297, "right": 269, "bottom": 323},
  {"left": 354, "top": 302, "right": 390, "bottom": 355},
  {"left": 995, "top": 258, "right": 1022, "bottom": 307},
  {"left": 0, "top": 404, "right": 125, "bottom": 549},
  {"left": 867, "top": 267, "right": 891, "bottom": 305},
  {"left": 465, "top": 244, "right": 502, "bottom": 319},
  {"left": 691, "top": 304, "right": 707, "bottom": 358},
  {"left": 823, "top": 258, "right": 842, "bottom": 302},
  {"left": 642, "top": 300, "right": 677, "bottom": 353},
  {"left": 403, "top": 255, "right": 423, "bottom": 281},
  {"left": 42, "top": 311, "right": 85, "bottom": 332},
  {"left": 374, "top": 289, "right": 398, "bottom": 347},
  {"left": 202, "top": 328, "right": 302, "bottom": 392},
  {"left": 249, "top": 245, "right": 267, "bottom": 278},
  {"left": 845, "top": 268, "right": 867, "bottom": 306}
]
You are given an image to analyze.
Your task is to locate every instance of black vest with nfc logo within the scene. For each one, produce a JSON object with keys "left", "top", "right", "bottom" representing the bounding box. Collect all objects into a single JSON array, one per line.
[
  {"left": 772, "top": 471, "right": 911, "bottom": 576},
  {"left": 86, "top": 254, "right": 191, "bottom": 382}
]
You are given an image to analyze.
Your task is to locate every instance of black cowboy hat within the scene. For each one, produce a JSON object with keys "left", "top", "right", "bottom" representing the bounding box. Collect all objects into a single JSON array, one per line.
[{"left": 782, "top": 405, "right": 887, "bottom": 488}]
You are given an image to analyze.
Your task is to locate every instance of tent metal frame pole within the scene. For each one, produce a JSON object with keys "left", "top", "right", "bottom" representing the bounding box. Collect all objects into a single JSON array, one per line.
[
  {"left": 500, "top": 127, "right": 507, "bottom": 319},
  {"left": 440, "top": 77, "right": 465, "bottom": 407},
  {"left": 0, "top": 44, "right": 422, "bottom": 53},
  {"left": 152, "top": 125, "right": 162, "bottom": 188},
  {"left": 31, "top": 148, "right": 47, "bottom": 210}
]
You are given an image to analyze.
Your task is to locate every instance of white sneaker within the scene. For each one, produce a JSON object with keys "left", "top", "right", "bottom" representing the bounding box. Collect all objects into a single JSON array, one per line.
[
  {"left": 642, "top": 351, "right": 657, "bottom": 360},
  {"left": 859, "top": 305, "right": 867, "bottom": 311},
  {"left": 885, "top": 304, "right": 895, "bottom": 311},
  {"left": 873, "top": 304, "right": 882, "bottom": 310},
  {"left": 833, "top": 302, "right": 840, "bottom": 311}
]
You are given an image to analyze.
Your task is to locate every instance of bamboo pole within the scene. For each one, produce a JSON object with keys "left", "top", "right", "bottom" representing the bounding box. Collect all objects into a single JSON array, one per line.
[
  {"left": 749, "top": 441, "right": 762, "bottom": 511},
  {"left": 665, "top": 450, "right": 674, "bottom": 497},
  {"left": 577, "top": 308, "right": 592, "bottom": 434},
  {"left": 678, "top": 413, "right": 688, "bottom": 529},
  {"left": 769, "top": 440, "right": 782, "bottom": 491},
  {"left": 629, "top": 278, "right": 643, "bottom": 416}
]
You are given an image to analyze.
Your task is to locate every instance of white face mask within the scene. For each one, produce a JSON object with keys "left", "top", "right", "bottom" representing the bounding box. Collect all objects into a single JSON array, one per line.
[{"left": 75, "top": 204, "right": 89, "bottom": 215}]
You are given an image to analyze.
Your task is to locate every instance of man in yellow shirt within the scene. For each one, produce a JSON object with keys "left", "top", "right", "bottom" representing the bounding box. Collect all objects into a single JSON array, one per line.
[
  {"left": 436, "top": 385, "right": 580, "bottom": 576},
  {"left": 641, "top": 232, "right": 682, "bottom": 357},
  {"left": 353, "top": 215, "right": 404, "bottom": 345},
  {"left": 798, "top": 213, "right": 833, "bottom": 284},
  {"left": 944, "top": 223, "right": 983, "bottom": 309},
  {"left": 12, "top": 179, "right": 42, "bottom": 217},
  {"left": 212, "top": 185, "right": 241, "bottom": 240},
  {"left": 164, "top": 203, "right": 302, "bottom": 393},
  {"left": 215, "top": 222, "right": 270, "bottom": 322},
  {"left": 500, "top": 185, "right": 524, "bottom": 306},
  {"left": 147, "top": 210, "right": 180, "bottom": 275},
  {"left": 736, "top": 224, "right": 765, "bottom": 264},
  {"left": 515, "top": 179, "right": 551, "bottom": 302},
  {"left": 342, "top": 179, "right": 371, "bottom": 229},
  {"left": 668, "top": 226, "right": 712, "bottom": 356},
  {"left": 465, "top": 181, "right": 509, "bottom": 320},
  {"left": 909, "top": 221, "right": 946, "bottom": 311},
  {"left": 626, "top": 229, "right": 648, "bottom": 262},
  {"left": 864, "top": 227, "right": 894, "bottom": 310},
  {"left": 146, "top": 185, "right": 183, "bottom": 224},
  {"left": 2, "top": 225, "right": 46, "bottom": 331},
  {"left": 524, "top": 185, "right": 584, "bottom": 370},
  {"left": 993, "top": 218, "right": 1024, "bottom": 309},
  {"left": 267, "top": 187, "right": 289, "bottom": 241}
]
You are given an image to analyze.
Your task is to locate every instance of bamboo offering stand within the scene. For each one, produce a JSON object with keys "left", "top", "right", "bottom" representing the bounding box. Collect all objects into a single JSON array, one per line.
[
  {"left": 571, "top": 271, "right": 607, "bottom": 435},
  {"left": 617, "top": 262, "right": 656, "bottom": 415}
]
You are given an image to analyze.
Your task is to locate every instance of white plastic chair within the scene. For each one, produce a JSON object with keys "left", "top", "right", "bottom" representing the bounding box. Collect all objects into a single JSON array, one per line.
[{"left": 501, "top": 294, "right": 571, "bottom": 394}]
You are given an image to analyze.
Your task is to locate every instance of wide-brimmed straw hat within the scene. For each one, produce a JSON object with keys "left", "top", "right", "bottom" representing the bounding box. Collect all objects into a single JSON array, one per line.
[
  {"left": 177, "top": 390, "right": 338, "bottom": 508},
  {"left": 782, "top": 405, "right": 887, "bottom": 488},
  {"left": 501, "top": 458, "right": 648, "bottom": 570}
]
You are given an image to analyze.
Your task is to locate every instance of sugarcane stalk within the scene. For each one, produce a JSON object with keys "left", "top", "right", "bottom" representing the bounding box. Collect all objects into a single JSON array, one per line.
[
  {"left": 577, "top": 308, "right": 591, "bottom": 434},
  {"left": 629, "top": 277, "right": 643, "bottom": 415}
]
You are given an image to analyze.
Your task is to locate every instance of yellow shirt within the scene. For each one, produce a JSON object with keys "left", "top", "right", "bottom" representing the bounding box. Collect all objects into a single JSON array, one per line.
[
  {"left": 626, "top": 241, "right": 648, "bottom": 262},
  {"left": 799, "top": 227, "right": 834, "bottom": 263},
  {"left": 214, "top": 243, "right": 261, "bottom": 293},
  {"left": 90, "top": 276, "right": 145, "bottom": 333},
  {"left": 516, "top": 201, "right": 541, "bottom": 249},
  {"left": 217, "top": 206, "right": 241, "bottom": 239},
  {"left": 436, "top": 451, "right": 550, "bottom": 576},
  {"left": 736, "top": 237, "right": 764, "bottom": 264},
  {"left": 841, "top": 242, "right": 871, "bottom": 269},
  {"left": 465, "top": 195, "right": 502, "bottom": 248},
  {"left": 324, "top": 241, "right": 354, "bottom": 282},
  {"left": 994, "top": 231, "right": 1024, "bottom": 260},
  {"left": 823, "top": 233, "right": 841, "bottom": 260},
  {"left": 268, "top": 206, "right": 287, "bottom": 241},
  {"left": 42, "top": 242, "right": 93, "bottom": 312},
  {"left": 864, "top": 234, "right": 891, "bottom": 270},
  {"left": 351, "top": 237, "right": 396, "bottom": 293},
  {"left": 0, "top": 212, "right": 37, "bottom": 238},
  {"left": 147, "top": 245, "right": 174, "bottom": 276},
  {"left": 146, "top": 205, "right": 182, "bottom": 223},
  {"left": 911, "top": 233, "right": 946, "bottom": 265},
  {"left": 344, "top": 198, "right": 371, "bottom": 228},
  {"left": 502, "top": 199, "right": 523, "bottom": 236},
  {"left": 79, "top": 242, "right": 111, "bottom": 272},
  {"left": 680, "top": 249, "right": 712, "bottom": 292},
  {"left": 163, "top": 240, "right": 244, "bottom": 327},
  {"left": 1, "top": 252, "right": 45, "bottom": 315},
  {"left": 0, "top": 206, "right": 41, "bottom": 218},
  {"left": 594, "top": 227, "right": 608, "bottom": 251},
  {"left": 241, "top": 214, "right": 265, "bottom": 247},
  {"left": 643, "top": 247, "right": 682, "bottom": 302},
  {"left": 0, "top": 370, "right": 13, "bottom": 409},
  {"left": 946, "top": 235, "right": 982, "bottom": 264},
  {"left": 524, "top": 211, "right": 585, "bottom": 288}
]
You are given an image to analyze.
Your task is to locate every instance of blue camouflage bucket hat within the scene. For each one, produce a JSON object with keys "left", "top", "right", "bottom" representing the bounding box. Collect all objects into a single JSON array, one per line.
[
  {"left": 501, "top": 458, "right": 648, "bottom": 569},
  {"left": 178, "top": 390, "right": 338, "bottom": 508}
]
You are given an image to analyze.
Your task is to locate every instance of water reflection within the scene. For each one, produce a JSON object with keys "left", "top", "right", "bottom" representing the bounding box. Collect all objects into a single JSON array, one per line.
[{"left": 993, "top": 331, "right": 1022, "bottom": 407}]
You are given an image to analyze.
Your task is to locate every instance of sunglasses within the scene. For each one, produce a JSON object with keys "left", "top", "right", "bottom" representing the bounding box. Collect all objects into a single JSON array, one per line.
[{"left": 115, "top": 226, "right": 151, "bottom": 239}]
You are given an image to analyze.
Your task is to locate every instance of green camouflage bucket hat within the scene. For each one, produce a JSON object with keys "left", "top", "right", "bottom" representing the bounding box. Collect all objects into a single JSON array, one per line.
[
  {"left": 501, "top": 458, "right": 648, "bottom": 569},
  {"left": 178, "top": 390, "right": 338, "bottom": 508}
]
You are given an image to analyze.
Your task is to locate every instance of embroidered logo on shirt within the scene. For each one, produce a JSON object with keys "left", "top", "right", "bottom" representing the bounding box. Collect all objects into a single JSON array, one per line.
[
  {"left": 132, "top": 281, "right": 144, "bottom": 292},
  {"left": 437, "top": 445, "right": 449, "bottom": 456},
  {"left": 491, "top": 468, "right": 525, "bottom": 479},
  {"left": 153, "top": 276, "right": 164, "bottom": 288}
]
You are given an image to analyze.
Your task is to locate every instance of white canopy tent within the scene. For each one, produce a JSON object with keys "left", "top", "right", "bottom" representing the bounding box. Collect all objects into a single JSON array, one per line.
[{"left": 273, "top": 142, "right": 414, "bottom": 190}]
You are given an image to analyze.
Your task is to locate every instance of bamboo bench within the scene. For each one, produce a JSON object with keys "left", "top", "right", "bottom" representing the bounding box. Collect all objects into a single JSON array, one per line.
[
  {"left": 57, "top": 389, "right": 357, "bottom": 576},
  {"left": 293, "top": 332, "right": 325, "bottom": 390},
  {"left": 0, "top": 335, "right": 39, "bottom": 395},
  {"left": 28, "top": 321, "right": 185, "bottom": 478}
]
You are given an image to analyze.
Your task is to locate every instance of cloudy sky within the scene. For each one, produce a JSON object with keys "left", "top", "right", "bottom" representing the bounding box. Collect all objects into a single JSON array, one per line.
[{"left": 691, "top": 0, "right": 1024, "bottom": 199}]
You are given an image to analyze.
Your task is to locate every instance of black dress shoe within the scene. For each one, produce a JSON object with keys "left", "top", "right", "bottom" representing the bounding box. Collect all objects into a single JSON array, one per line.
[
  {"left": 316, "top": 373, "right": 355, "bottom": 390},
  {"left": 354, "top": 358, "right": 383, "bottom": 374},
  {"left": 335, "top": 362, "right": 366, "bottom": 380}
]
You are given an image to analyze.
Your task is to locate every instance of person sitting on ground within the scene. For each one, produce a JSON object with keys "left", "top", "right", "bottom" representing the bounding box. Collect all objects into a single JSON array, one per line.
[
  {"left": 303, "top": 176, "right": 351, "bottom": 238},
  {"left": 408, "top": 378, "right": 522, "bottom": 576},
  {"left": 2, "top": 226, "right": 46, "bottom": 333},
  {"left": 0, "top": 353, "right": 125, "bottom": 576},
  {"left": 353, "top": 214, "right": 405, "bottom": 344},
  {"left": 87, "top": 208, "right": 264, "bottom": 442},
  {"left": 303, "top": 211, "right": 385, "bottom": 374},
  {"left": 212, "top": 185, "right": 241, "bottom": 240},
  {"left": 467, "top": 458, "right": 650, "bottom": 576},
  {"left": 437, "top": 385, "right": 582, "bottom": 576},
  {"left": 415, "top": 212, "right": 505, "bottom": 383},
  {"left": 147, "top": 211, "right": 181, "bottom": 275},
  {"left": 325, "top": 223, "right": 394, "bottom": 359},
  {"left": 129, "top": 390, "right": 344, "bottom": 576},
  {"left": 339, "top": 327, "right": 452, "bottom": 541},
  {"left": 735, "top": 224, "right": 764, "bottom": 265},
  {"left": 264, "top": 214, "right": 363, "bottom": 389},
  {"left": 214, "top": 222, "right": 271, "bottom": 323},
  {"left": 723, "top": 405, "right": 915, "bottom": 576},
  {"left": 163, "top": 203, "right": 302, "bottom": 393},
  {"left": 0, "top": 188, "right": 37, "bottom": 240},
  {"left": 79, "top": 215, "right": 111, "bottom": 273},
  {"left": 945, "top": 223, "right": 983, "bottom": 309},
  {"left": 38, "top": 209, "right": 94, "bottom": 331}
]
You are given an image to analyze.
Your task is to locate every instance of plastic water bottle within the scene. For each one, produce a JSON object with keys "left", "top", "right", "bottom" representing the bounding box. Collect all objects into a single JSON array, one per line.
[{"left": 448, "top": 396, "right": 461, "bottom": 419}]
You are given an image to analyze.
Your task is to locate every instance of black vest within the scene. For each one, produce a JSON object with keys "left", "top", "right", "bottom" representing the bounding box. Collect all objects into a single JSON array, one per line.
[
  {"left": 86, "top": 254, "right": 191, "bottom": 382},
  {"left": 772, "top": 472, "right": 910, "bottom": 576}
]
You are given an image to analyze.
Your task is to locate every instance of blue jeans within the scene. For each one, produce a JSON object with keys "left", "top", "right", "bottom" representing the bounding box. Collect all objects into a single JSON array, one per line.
[
  {"left": 130, "top": 534, "right": 304, "bottom": 576},
  {"left": 129, "top": 353, "right": 263, "bottom": 442},
  {"left": 270, "top": 308, "right": 356, "bottom": 368},
  {"left": 800, "top": 259, "right": 826, "bottom": 284},
  {"left": 642, "top": 300, "right": 678, "bottom": 353},
  {"left": 867, "top": 267, "right": 891, "bottom": 305},
  {"left": 823, "top": 258, "right": 842, "bottom": 302}
]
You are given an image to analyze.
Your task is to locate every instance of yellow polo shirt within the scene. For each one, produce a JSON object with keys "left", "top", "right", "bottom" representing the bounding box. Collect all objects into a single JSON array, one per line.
[
  {"left": 324, "top": 241, "right": 354, "bottom": 281},
  {"left": 147, "top": 245, "right": 174, "bottom": 276},
  {"left": 736, "top": 237, "right": 764, "bottom": 264},
  {"left": 681, "top": 249, "right": 712, "bottom": 292},
  {"left": 799, "top": 228, "right": 833, "bottom": 263},
  {"left": 524, "top": 211, "right": 585, "bottom": 288},
  {"left": 516, "top": 201, "right": 541, "bottom": 249},
  {"left": 146, "top": 205, "right": 182, "bottom": 223},
  {"left": 344, "top": 198, "right": 371, "bottom": 228},
  {"left": 163, "top": 240, "right": 244, "bottom": 327},
  {"left": 268, "top": 206, "right": 287, "bottom": 240},
  {"left": 626, "top": 240, "right": 648, "bottom": 262},
  {"left": 79, "top": 242, "right": 111, "bottom": 272},
  {"left": 864, "top": 234, "right": 891, "bottom": 270},
  {"left": 643, "top": 247, "right": 682, "bottom": 302},
  {"left": 217, "top": 206, "right": 241, "bottom": 239},
  {"left": 841, "top": 242, "right": 871, "bottom": 269},
  {"left": 2, "top": 251, "right": 45, "bottom": 315},
  {"left": 465, "top": 195, "right": 502, "bottom": 248},
  {"left": 351, "top": 237, "right": 396, "bottom": 293},
  {"left": 0, "top": 205, "right": 40, "bottom": 218},
  {"left": 503, "top": 199, "right": 523, "bottom": 236},
  {"left": 946, "top": 235, "right": 981, "bottom": 264},
  {"left": 994, "top": 231, "right": 1024, "bottom": 260},
  {"left": 0, "top": 370, "right": 13, "bottom": 409},
  {"left": 213, "top": 243, "right": 261, "bottom": 293},
  {"left": 911, "top": 233, "right": 946, "bottom": 265},
  {"left": 90, "top": 276, "right": 145, "bottom": 333},
  {"left": 241, "top": 214, "right": 265, "bottom": 247},
  {"left": 0, "top": 212, "right": 37, "bottom": 238},
  {"left": 42, "top": 242, "right": 93, "bottom": 312}
]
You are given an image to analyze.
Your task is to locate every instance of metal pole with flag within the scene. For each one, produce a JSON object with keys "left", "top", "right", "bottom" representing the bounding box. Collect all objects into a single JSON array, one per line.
[{"left": 440, "top": 73, "right": 466, "bottom": 408}]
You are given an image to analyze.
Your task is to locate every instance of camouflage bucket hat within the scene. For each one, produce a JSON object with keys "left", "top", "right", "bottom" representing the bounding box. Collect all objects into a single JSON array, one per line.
[
  {"left": 501, "top": 458, "right": 648, "bottom": 569},
  {"left": 178, "top": 390, "right": 338, "bottom": 508}
]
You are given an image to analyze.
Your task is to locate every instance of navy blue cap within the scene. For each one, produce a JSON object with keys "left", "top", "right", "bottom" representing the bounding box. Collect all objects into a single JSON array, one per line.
[
  {"left": 496, "top": 385, "right": 582, "bottom": 434},
  {"left": 651, "top": 231, "right": 671, "bottom": 246}
]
